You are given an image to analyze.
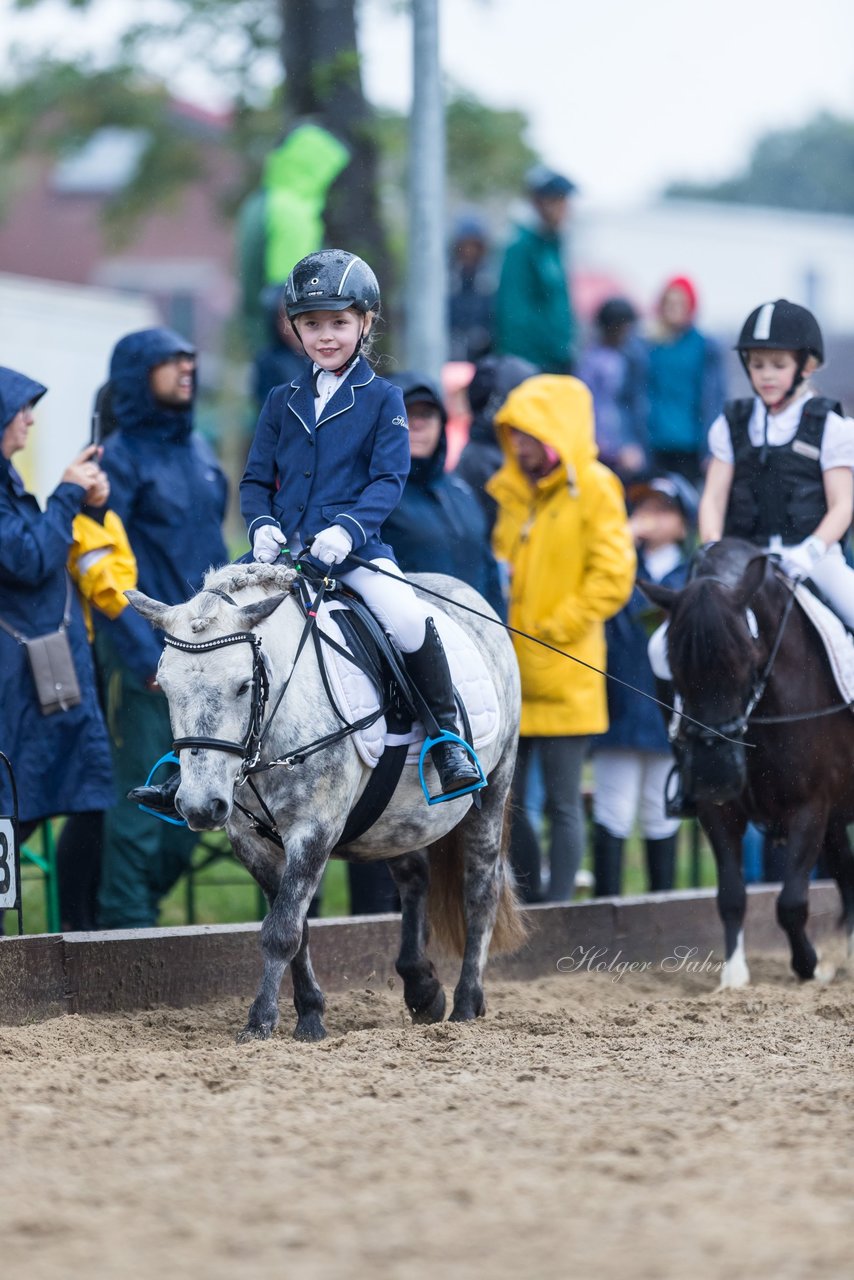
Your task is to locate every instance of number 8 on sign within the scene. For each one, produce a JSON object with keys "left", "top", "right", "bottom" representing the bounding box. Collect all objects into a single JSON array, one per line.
[{"left": 0, "top": 818, "right": 16, "bottom": 910}]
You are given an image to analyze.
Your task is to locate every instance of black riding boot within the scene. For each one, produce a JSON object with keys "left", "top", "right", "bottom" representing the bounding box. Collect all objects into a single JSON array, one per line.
[
  {"left": 646, "top": 834, "right": 678, "bottom": 892},
  {"left": 404, "top": 618, "right": 482, "bottom": 795},
  {"left": 593, "top": 823, "right": 624, "bottom": 897},
  {"left": 127, "top": 768, "right": 182, "bottom": 819}
]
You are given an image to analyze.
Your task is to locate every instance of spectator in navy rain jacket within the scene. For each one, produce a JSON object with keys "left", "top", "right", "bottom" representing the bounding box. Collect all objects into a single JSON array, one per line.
[
  {"left": 0, "top": 367, "right": 113, "bottom": 933},
  {"left": 591, "top": 473, "right": 697, "bottom": 898},
  {"left": 348, "top": 369, "right": 505, "bottom": 915},
  {"left": 382, "top": 371, "right": 504, "bottom": 617},
  {"left": 94, "top": 327, "right": 229, "bottom": 929}
]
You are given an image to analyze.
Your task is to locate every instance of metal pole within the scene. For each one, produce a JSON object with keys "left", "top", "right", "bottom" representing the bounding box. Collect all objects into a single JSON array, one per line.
[{"left": 405, "top": 0, "right": 446, "bottom": 380}]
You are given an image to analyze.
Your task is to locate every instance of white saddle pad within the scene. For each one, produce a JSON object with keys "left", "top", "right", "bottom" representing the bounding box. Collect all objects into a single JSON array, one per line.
[
  {"left": 315, "top": 599, "right": 500, "bottom": 769},
  {"left": 794, "top": 583, "right": 854, "bottom": 706}
]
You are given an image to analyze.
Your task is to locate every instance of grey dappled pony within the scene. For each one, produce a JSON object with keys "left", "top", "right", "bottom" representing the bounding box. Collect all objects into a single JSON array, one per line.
[{"left": 128, "top": 562, "right": 526, "bottom": 1042}]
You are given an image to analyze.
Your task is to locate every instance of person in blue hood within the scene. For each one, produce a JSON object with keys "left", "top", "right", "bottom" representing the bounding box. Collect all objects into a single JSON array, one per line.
[
  {"left": 382, "top": 371, "right": 504, "bottom": 617},
  {"left": 0, "top": 366, "right": 114, "bottom": 931},
  {"left": 94, "top": 327, "right": 229, "bottom": 929},
  {"left": 346, "top": 371, "right": 505, "bottom": 916}
]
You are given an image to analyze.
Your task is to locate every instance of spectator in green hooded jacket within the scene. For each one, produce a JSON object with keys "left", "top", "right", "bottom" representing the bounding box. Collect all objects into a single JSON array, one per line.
[{"left": 495, "top": 165, "right": 577, "bottom": 374}]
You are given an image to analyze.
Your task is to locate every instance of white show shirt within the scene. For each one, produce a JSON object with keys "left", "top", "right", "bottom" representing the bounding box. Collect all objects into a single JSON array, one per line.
[
  {"left": 707, "top": 389, "right": 854, "bottom": 472},
  {"left": 313, "top": 359, "right": 358, "bottom": 420}
]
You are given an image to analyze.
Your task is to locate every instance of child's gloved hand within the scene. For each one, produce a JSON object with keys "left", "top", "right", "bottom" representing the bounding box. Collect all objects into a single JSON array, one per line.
[
  {"left": 781, "top": 535, "right": 826, "bottom": 581},
  {"left": 310, "top": 525, "right": 353, "bottom": 566},
  {"left": 252, "top": 524, "right": 287, "bottom": 563}
]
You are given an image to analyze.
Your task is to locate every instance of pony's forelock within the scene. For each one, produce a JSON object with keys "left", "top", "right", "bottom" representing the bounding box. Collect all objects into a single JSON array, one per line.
[{"left": 668, "top": 578, "right": 755, "bottom": 688}]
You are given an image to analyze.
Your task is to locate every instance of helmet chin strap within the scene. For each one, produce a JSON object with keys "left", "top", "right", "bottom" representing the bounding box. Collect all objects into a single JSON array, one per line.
[{"left": 742, "top": 349, "right": 810, "bottom": 413}]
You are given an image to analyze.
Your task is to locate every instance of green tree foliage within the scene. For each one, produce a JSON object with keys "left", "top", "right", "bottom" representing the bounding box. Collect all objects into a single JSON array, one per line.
[
  {"left": 376, "top": 90, "right": 538, "bottom": 202},
  {"left": 1, "top": 0, "right": 539, "bottom": 244},
  {"left": 665, "top": 112, "right": 854, "bottom": 216}
]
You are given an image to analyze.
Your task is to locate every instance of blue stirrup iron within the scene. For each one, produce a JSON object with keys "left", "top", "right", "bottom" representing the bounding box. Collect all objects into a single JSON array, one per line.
[
  {"left": 137, "top": 751, "right": 188, "bottom": 827},
  {"left": 417, "top": 730, "right": 487, "bottom": 806}
]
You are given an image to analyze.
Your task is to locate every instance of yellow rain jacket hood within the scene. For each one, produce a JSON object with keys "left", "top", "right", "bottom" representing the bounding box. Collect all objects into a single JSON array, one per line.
[{"left": 488, "top": 375, "right": 635, "bottom": 735}]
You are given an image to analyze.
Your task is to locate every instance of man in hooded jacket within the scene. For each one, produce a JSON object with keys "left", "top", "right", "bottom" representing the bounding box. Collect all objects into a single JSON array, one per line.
[
  {"left": 488, "top": 374, "right": 635, "bottom": 900},
  {"left": 95, "top": 328, "right": 229, "bottom": 929}
]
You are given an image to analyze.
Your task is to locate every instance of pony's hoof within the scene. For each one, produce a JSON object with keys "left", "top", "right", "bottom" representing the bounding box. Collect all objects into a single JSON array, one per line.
[
  {"left": 410, "top": 985, "right": 446, "bottom": 1025},
  {"left": 448, "top": 995, "right": 486, "bottom": 1022},
  {"left": 236, "top": 1021, "right": 276, "bottom": 1044},
  {"left": 814, "top": 953, "right": 837, "bottom": 984},
  {"left": 718, "top": 956, "right": 750, "bottom": 990},
  {"left": 293, "top": 1013, "right": 327, "bottom": 1042}
]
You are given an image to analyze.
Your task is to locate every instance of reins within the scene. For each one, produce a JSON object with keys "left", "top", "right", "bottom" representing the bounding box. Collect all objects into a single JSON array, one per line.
[
  {"left": 742, "top": 575, "right": 850, "bottom": 726},
  {"left": 337, "top": 554, "right": 752, "bottom": 748}
]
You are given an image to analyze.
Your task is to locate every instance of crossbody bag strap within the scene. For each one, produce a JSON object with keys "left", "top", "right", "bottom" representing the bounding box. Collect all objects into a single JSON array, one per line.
[{"left": 0, "top": 571, "right": 75, "bottom": 644}]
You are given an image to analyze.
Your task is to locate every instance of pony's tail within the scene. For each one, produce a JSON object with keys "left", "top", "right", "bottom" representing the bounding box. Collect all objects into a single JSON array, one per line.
[{"left": 426, "top": 795, "right": 529, "bottom": 958}]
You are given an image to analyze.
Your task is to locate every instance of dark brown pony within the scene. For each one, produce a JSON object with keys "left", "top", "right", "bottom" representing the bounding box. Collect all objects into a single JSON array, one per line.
[{"left": 644, "top": 537, "right": 854, "bottom": 987}]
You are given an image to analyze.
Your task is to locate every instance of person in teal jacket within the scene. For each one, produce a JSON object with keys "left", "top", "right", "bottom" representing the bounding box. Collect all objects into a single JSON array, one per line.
[
  {"left": 646, "top": 275, "right": 725, "bottom": 483},
  {"left": 495, "top": 166, "right": 577, "bottom": 374}
]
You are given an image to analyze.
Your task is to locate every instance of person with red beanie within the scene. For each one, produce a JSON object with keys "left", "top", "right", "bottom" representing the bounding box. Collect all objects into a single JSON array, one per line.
[{"left": 645, "top": 275, "right": 724, "bottom": 484}]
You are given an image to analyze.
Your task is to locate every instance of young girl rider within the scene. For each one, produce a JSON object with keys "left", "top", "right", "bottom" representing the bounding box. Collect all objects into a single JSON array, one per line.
[
  {"left": 649, "top": 299, "right": 854, "bottom": 816},
  {"left": 697, "top": 298, "right": 854, "bottom": 621},
  {"left": 254, "top": 249, "right": 483, "bottom": 794},
  {"left": 135, "top": 250, "right": 482, "bottom": 816}
]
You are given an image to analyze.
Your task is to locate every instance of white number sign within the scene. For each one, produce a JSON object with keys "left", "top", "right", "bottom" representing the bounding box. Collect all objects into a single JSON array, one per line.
[{"left": 0, "top": 817, "right": 17, "bottom": 910}]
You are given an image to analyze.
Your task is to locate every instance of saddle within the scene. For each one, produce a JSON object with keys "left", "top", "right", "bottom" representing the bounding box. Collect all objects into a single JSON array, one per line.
[{"left": 296, "top": 577, "right": 499, "bottom": 848}]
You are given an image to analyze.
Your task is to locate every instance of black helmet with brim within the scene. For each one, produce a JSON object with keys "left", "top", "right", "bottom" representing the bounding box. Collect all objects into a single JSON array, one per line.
[{"left": 285, "top": 249, "right": 380, "bottom": 319}]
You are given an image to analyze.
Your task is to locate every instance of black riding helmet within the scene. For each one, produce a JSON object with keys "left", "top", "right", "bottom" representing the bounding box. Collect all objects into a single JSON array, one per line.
[
  {"left": 735, "top": 299, "right": 824, "bottom": 404},
  {"left": 284, "top": 249, "right": 380, "bottom": 372},
  {"left": 284, "top": 249, "right": 380, "bottom": 318}
]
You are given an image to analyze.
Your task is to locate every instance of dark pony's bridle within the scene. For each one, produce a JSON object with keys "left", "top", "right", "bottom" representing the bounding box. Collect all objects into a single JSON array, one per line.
[{"left": 675, "top": 565, "right": 850, "bottom": 752}]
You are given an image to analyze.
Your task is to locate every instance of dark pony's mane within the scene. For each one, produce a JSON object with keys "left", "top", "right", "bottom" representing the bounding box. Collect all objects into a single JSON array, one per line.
[{"left": 666, "top": 539, "right": 775, "bottom": 689}]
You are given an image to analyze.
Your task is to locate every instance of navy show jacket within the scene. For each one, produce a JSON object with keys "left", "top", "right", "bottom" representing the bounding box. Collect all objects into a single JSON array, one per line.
[{"left": 240, "top": 357, "right": 410, "bottom": 562}]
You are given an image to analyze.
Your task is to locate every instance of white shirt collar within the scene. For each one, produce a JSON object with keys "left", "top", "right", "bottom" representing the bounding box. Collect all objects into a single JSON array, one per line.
[{"left": 312, "top": 358, "right": 359, "bottom": 419}]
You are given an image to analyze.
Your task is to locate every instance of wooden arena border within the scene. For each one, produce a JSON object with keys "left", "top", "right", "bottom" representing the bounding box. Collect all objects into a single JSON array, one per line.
[{"left": 0, "top": 884, "right": 843, "bottom": 1026}]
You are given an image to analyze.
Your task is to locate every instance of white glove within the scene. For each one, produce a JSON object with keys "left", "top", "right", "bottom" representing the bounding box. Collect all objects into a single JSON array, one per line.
[
  {"left": 781, "top": 536, "right": 826, "bottom": 581},
  {"left": 310, "top": 524, "right": 353, "bottom": 566},
  {"left": 252, "top": 524, "right": 287, "bottom": 564}
]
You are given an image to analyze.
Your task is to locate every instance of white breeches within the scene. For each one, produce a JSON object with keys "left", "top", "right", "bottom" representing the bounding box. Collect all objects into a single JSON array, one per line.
[
  {"left": 800, "top": 543, "right": 854, "bottom": 630},
  {"left": 338, "top": 558, "right": 430, "bottom": 652},
  {"left": 592, "top": 750, "right": 680, "bottom": 840}
]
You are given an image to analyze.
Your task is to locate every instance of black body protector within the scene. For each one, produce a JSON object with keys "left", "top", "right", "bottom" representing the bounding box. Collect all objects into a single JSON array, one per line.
[{"left": 723, "top": 396, "right": 843, "bottom": 547}]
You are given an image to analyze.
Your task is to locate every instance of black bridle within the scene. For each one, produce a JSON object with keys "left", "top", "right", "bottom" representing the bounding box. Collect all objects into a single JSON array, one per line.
[
  {"left": 163, "top": 577, "right": 389, "bottom": 781},
  {"left": 165, "top": 629, "right": 271, "bottom": 777},
  {"left": 674, "top": 573, "right": 850, "bottom": 749}
]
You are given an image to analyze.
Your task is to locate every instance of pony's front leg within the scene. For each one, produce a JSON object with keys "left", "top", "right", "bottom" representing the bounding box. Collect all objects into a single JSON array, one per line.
[
  {"left": 387, "top": 850, "right": 446, "bottom": 1023},
  {"left": 238, "top": 830, "right": 329, "bottom": 1044},
  {"left": 701, "top": 802, "right": 750, "bottom": 989},
  {"left": 777, "top": 802, "right": 829, "bottom": 981},
  {"left": 290, "top": 917, "right": 327, "bottom": 1042}
]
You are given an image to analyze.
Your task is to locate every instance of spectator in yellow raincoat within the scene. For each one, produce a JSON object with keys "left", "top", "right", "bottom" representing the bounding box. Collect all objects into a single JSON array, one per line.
[{"left": 488, "top": 374, "right": 635, "bottom": 900}]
